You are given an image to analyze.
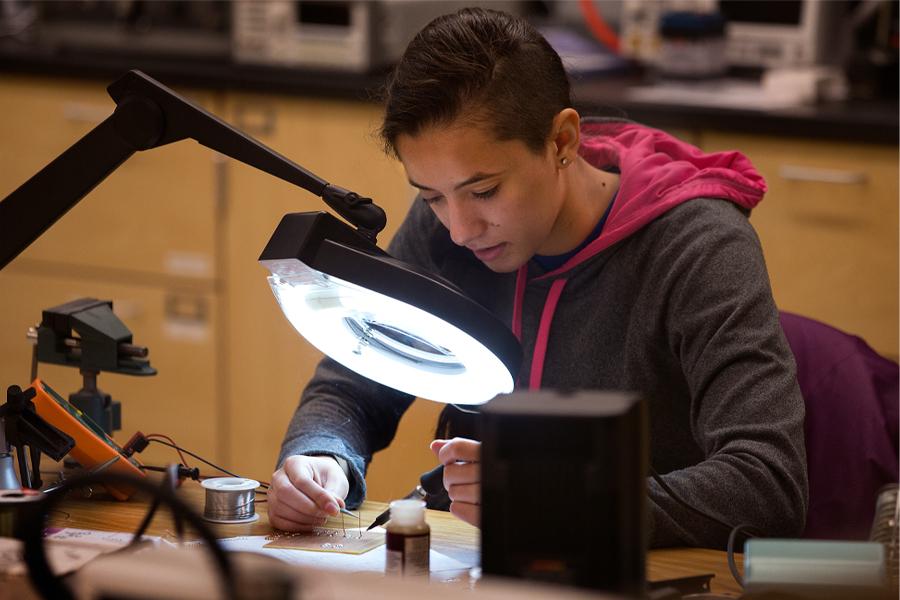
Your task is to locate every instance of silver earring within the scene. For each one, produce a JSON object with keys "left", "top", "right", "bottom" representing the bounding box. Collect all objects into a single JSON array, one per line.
[{"left": 560, "top": 157, "right": 570, "bottom": 166}]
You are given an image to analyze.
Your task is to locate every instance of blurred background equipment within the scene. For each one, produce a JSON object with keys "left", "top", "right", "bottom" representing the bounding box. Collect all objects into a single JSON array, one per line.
[
  {"left": 233, "top": 0, "right": 520, "bottom": 72},
  {"left": 656, "top": 10, "right": 727, "bottom": 79},
  {"left": 620, "top": 0, "right": 852, "bottom": 69},
  {"left": 21, "top": 0, "right": 231, "bottom": 59},
  {"left": 718, "top": 0, "right": 849, "bottom": 68}
]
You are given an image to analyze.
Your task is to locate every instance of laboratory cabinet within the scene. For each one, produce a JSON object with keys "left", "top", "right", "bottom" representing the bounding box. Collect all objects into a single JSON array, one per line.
[
  {"left": 699, "top": 132, "right": 899, "bottom": 360},
  {"left": 0, "top": 75, "right": 225, "bottom": 474},
  {"left": 0, "top": 270, "right": 221, "bottom": 468}
]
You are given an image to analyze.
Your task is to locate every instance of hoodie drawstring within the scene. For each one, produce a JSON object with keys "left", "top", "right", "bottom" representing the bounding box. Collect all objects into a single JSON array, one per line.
[
  {"left": 513, "top": 266, "right": 569, "bottom": 390},
  {"left": 512, "top": 265, "right": 527, "bottom": 341}
]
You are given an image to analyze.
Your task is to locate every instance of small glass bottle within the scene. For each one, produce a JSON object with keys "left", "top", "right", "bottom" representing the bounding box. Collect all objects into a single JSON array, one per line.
[{"left": 385, "top": 498, "right": 430, "bottom": 577}]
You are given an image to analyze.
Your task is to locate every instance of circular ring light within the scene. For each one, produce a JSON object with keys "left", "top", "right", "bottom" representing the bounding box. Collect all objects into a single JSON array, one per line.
[{"left": 260, "top": 212, "right": 521, "bottom": 404}]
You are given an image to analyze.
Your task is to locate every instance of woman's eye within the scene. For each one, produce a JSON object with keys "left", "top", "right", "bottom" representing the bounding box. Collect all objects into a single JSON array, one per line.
[
  {"left": 421, "top": 195, "right": 443, "bottom": 205},
  {"left": 472, "top": 186, "right": 499, "bottom": 199}
]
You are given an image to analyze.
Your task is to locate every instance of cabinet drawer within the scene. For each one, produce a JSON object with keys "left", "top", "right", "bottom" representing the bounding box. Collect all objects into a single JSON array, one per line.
[
  {"left": 0, "top": 270, "right": 222, "bottom": 467},
  {"left": 700, "top": 132, "right": 899, "bottom": 358},
  {"left": 0, "top": 75, "right": 222, "bottom": 281}
]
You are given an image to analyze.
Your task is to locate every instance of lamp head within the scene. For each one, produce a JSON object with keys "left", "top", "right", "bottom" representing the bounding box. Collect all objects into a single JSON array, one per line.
[{"left": 259, "top": 212, "right": 522, "bottom": 405}]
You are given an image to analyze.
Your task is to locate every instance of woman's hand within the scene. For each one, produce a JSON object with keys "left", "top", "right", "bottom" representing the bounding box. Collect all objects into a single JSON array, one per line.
[
  {"left": 268, "top": 455, "right": 349, "bottom": 531},
  {"left": 430, "top": 437, "right": 481, "bottom": 527}
]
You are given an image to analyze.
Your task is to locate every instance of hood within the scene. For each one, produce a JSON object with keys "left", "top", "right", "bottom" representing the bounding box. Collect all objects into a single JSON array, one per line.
[
  {"left": 541, "top": 119, "right": 768, "bottom": 278},
  {"left": 513, "top": 120, "right": 768, "bottom": 389}
]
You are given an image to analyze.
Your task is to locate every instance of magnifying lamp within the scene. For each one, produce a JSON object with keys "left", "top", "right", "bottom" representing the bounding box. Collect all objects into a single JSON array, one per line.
[{"left": 0, "top": 70, "right": 521, "bottom": 405}]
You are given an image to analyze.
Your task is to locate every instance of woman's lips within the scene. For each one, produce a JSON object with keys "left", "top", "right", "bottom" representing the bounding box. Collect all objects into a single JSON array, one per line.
[{"left": 473, "top": 243, "right": 506, "bottom": 262}]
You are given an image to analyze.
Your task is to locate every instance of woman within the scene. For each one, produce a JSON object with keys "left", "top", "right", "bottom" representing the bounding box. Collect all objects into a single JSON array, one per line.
[{"left": 267, "top": 7, "right": 807, "bottom": 549}]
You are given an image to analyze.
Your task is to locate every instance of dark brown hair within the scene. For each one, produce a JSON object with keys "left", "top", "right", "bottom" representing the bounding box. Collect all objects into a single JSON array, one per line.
[{"left": 379, "top": 7, "right": 572, "bottom": 158}]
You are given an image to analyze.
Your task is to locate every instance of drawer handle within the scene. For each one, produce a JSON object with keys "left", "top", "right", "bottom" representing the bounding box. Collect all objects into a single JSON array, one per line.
[{"left": 779, "top": 165, "right": 869, "bottom": 185}]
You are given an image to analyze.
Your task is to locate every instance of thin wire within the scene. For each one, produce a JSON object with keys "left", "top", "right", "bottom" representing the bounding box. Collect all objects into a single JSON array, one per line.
[
  {"left": 144, "top": 433, "right": 192, "bottom": 467},
  {"left": 146, "top": 439, "right": 270, "bottom": 489},
  {"left": 727, "top": 524, "right": 752, "bottom": 588},
  {"left": 450, "top": 403, "right": 480, "bottom": 415}
]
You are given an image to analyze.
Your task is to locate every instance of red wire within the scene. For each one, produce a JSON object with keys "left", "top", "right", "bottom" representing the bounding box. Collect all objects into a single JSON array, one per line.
[
  {"left": 144, "top": 433, "right": 191, "bottom": 467},
  {"left": 578, "top": 0, "right": 621, "bottom": 54}
]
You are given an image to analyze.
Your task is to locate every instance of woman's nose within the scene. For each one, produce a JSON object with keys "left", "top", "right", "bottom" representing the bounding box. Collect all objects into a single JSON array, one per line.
[{"left": 446, "top": 200, "right": 486, "bottom": 247}]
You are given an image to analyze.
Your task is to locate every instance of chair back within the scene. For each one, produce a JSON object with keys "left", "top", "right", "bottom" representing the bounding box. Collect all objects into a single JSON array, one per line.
[{"left": 780, "top": 311, "right": 899, "bottom": 539}]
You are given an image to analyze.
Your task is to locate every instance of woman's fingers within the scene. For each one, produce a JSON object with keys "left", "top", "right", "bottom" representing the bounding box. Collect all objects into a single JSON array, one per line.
[
  {"left": 446, "top": 482, "right": 479, "bottom": 504},
  {"left": 268, "top": 455, "right": 352, "bottom": 532},
  {"left": 450, "top": 500, "right": 480, "bottom": 528},
  {"left": 431, "top": 438, "right": 482, "bottom": 529},
  {"left": 282, "top": 456, "right": 346, "bottom": 515},
  {"left": 268, "top": 492, "right": 329, "bottom": 531},
  {"left": 272, "top": 469, "right": 332, "bottom": 518},
  {"left": 432, "top": 437, "right": 481, "bottom": 464},
  {"left": 443, "top": 461, "right": 478, "bottom": 487}
]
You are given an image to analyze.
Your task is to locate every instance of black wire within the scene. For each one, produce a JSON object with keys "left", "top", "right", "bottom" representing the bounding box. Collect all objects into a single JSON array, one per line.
[
  {"left": 727, "top": 524, "right": 753, "bottom": 588},
  {"left": 147, "top": 439, "right": 269, "bottom": 489},
  {"left": 131, "top": 494, "right": 161, "bottom": 544},
  {"left": 21, "top": 471, "right": 237, "bottom": 600},
  {"left": 132, "top": 464, "right": 182, "bottom": 544},
  {"left": 650, "top": 468, "right": 760, "bottom": 589}
]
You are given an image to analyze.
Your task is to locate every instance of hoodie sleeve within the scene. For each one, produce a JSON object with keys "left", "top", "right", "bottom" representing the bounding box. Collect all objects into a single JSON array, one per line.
[
  {"left": 276, "top": 198, "right": 434, "bottom": 508},
  {"left": 277, "top": 358, "right": 415, "bottom": 509},
  {"left": 645, "top": 200, "right": 808, "bottom": 548}
]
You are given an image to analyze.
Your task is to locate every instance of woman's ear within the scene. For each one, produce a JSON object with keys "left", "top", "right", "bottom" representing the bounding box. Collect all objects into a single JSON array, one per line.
[{"left": 550, "top": 108, "right": 581, "bottom": 166}]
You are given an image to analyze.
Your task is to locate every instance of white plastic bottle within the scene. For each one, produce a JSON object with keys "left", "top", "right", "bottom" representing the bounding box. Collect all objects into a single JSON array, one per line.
[{"left": 385, "top": 499, "right": 430, "bottom": 577}]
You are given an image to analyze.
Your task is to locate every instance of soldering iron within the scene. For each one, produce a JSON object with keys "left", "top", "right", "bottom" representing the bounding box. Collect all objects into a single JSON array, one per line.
[{"left": 366, "top": 464, "right": 446, "bottom": 531}]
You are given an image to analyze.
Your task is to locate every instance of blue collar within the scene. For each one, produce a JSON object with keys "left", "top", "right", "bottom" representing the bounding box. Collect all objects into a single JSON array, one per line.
[{"left": 532, "top": 191, "right": 616, "bottom": 272}]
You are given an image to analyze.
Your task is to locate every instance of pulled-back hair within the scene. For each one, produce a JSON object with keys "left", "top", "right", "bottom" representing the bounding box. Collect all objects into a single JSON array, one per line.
[{"left": 379, "top": 7, "right": 571, "bottom": 157}]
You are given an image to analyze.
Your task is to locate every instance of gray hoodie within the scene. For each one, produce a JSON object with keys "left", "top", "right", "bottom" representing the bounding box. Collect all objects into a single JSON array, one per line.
[{"left": 278, "top": 120, "right": 808, "bottom": 549}]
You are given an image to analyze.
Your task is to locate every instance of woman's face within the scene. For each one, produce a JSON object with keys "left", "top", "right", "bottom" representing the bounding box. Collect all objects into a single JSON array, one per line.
[{"left": 396, "top": 122, "right": 565, "bottom": 273}]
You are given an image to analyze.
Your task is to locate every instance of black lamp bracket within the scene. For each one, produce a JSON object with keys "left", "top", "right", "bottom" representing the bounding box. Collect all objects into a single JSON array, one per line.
[
  {"left": 0, "top": 385, "right": 75, "bottom": 490},
  {"left": 0, "top": 70, "right": 387, "bottom": 270}
]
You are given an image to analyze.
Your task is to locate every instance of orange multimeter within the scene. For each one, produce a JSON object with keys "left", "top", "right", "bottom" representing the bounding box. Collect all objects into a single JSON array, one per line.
[{"left": 30, "top": 378, "right": 145, "bottom": 500}]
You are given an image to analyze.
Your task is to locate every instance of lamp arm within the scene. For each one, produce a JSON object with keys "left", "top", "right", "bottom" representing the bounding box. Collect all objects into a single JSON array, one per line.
[
  {"left": 0, "top": 70, "right": 387, "bottom": 270},
  {"left": 0, "top": 115, "right": 135, "bottom": 270}
]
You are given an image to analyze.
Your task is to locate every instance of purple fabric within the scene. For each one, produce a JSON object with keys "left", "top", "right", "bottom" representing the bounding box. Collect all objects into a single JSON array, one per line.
[{"left": 780, "top": 311, "right": 899, "bottom": 539}]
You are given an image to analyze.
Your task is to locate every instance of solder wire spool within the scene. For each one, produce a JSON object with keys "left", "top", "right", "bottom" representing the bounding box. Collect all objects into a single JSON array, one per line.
[
  {"left": 0, "top": 489, "right": 44, "bottom": 538},
  {"left": 201, "top": 477, "right": 260, "bottom": 524}
]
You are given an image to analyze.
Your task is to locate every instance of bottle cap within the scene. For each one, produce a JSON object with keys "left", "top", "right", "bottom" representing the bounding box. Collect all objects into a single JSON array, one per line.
[{"left": 389, "top": 498, "right": 426, "bottom": 527}]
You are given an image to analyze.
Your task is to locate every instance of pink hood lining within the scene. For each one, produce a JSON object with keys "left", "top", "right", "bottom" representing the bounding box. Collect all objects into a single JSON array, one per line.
[
  {"left": 533, "top": 121, "right": 767, "bottom": 282},
  {"left": 512, "top": 121, "right": 768, "bottom": 389}
]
